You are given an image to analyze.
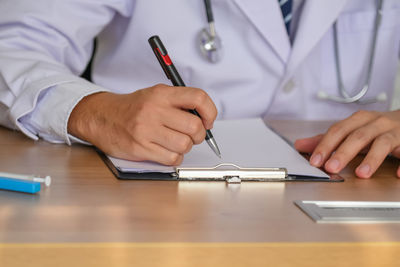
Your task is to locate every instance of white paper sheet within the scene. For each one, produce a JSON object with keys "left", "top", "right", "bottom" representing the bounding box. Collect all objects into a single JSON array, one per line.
[{"left": 108, "top": 118, "right": 329, "bottom": 178}]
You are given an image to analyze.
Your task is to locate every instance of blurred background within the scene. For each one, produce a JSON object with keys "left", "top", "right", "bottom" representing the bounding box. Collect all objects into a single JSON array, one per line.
[{"left": 392, "top": 65, "right": 400, "bottom": 110}]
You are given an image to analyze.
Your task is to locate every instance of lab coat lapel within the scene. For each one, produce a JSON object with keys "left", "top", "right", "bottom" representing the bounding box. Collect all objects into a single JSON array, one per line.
[
  {"left": 233, "top": 0, "right": 291, "bottom": 64},
  {"left": 285, "top": 0, "right": 349, "bottom": 78}
]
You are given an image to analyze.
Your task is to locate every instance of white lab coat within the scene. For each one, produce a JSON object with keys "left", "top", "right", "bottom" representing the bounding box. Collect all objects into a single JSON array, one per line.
[{"left": 0, "top": 0, "right": 399, "bottom": 144}]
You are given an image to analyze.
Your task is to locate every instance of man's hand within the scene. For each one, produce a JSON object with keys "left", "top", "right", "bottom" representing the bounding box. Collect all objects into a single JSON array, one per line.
[
  {"left": 294, "top": 110, "right": 400, "bottom": 178},
  {"left": 68, "top": 84, "right": 218, "bottom": 166}
]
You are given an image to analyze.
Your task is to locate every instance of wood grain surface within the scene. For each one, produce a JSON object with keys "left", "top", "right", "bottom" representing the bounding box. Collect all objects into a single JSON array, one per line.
[{"left": 1, "top": 120, "right": 399, "bottom": 266}]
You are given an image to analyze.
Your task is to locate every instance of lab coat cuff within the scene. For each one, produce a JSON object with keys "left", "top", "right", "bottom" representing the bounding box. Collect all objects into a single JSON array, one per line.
[
  {"left": 10, "top": 74, "right": 109, "bottom": 144},
  {"left": 68, "top": 134, "right": 92, "bottom": 146}
]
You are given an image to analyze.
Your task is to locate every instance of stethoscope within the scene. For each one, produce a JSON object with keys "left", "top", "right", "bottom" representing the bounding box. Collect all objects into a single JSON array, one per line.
[
  {"left": 317, "top": 0, "right": 387, "bottom": 104},
  {"left": 199, "top": 0, "right": 387, "bottom": 104}
]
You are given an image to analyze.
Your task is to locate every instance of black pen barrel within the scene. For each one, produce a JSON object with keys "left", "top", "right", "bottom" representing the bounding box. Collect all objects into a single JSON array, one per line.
[
  {"left": 166, "top": 64, "right": 185, "bottom": 87},
  {"left": 148, "top": 35, "right": 221, "bottom": 156}
]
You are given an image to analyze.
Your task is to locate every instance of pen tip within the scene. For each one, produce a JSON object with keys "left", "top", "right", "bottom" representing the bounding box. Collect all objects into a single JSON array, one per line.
[{"left": 206, "top": 137, "right": 222, "bottom": 159}]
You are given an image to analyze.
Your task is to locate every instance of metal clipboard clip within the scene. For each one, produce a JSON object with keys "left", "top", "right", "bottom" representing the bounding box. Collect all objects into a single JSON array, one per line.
[{"left": 175, "top": 163, "right": 287, "bottom": 183}]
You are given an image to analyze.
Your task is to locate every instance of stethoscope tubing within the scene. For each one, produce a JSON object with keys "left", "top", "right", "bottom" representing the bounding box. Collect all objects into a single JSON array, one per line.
[
  {"left": 330, "top": 0, "right": 383, "bottom": 103},
  {"left": 200, "top": 0, "right": 387, "bottom": 104}
]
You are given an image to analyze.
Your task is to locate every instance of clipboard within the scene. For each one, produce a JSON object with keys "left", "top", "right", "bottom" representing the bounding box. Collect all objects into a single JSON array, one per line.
[
  {"left": 97, "top": 119, "right": 344, "bottom": 183},
  {"left": 99, "top": 152, "right": 343, "bottom": 183},
  {"left": 98, "top": 153, "right": 344, "bottom": 183}
]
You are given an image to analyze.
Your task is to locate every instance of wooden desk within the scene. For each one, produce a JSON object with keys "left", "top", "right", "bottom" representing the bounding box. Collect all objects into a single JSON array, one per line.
[{"left": 1, "top": 121, "right": 399, "bottom": 267}]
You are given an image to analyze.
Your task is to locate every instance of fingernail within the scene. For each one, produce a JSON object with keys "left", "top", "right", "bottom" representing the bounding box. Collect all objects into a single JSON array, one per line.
[
  {"left": 357, "top": 164, "right": 371, "bottom": 178},
  {"left": 310, "top": 153, "right": 322, "bottom": 166},
  {"left": 326, "top": 159, "right": 340, "bottom": 172}
]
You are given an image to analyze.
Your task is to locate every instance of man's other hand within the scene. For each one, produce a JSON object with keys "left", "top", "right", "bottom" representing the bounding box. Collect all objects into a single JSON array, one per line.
[{"left": 295, "top": 110, "right": 400, "bottom": 178}]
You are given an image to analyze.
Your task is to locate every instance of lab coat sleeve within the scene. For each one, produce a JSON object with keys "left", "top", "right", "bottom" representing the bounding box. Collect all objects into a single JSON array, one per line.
[{"left": 0, "top": 0, "right": 133, "bottom": 144}]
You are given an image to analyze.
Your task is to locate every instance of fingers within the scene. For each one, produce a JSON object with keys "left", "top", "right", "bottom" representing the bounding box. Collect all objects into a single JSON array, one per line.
[
  {"left": 112, "top": 127, "right": 186, "bottom": 166},
  {"left": 324, "top": 116, "right": 394, "bottom": 173},
  {"left": 310, "top": 110, "right": 378, "bottom": 168},
  {"left": 160, "top": 108, "right": 206, "bottom": 144},
  {"left": 153, "top": 125, "right": 194, "bottom": 154},
  {"left": 143, "top": 142, "right": 184, "bottom": 166},
  {"left": 355, "top": 131, "right": 400, "bottom": 178},
  {"left": 124, "top": 114, "right": 196, "bottom": 164},
  {"left": 306, "top": 109, "right": 400, "bottom": 179},
  {"left": 127, "top": 85, "right": 216, "bottom": 165},
  {"left": 294, "top": 134, "right": 324, "bottom": 153},
  {"left": 168, "top": 86, "right": 218, "bottom": 130}
]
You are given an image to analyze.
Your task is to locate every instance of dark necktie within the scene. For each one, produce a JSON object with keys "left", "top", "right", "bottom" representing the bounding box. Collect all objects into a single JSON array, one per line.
[{"left": 279, "top": 0, "right": 293, "bottom": 34}]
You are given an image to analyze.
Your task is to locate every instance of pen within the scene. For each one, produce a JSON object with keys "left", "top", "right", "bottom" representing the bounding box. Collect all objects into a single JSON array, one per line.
[{"left": 148, "top": 35, "right": 221, "bottom": 158}]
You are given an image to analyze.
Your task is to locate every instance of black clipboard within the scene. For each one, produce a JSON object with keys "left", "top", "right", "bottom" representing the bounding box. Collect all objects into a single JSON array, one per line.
[{"left": 98, "top": 150, "right": 344, "bottom": 183}]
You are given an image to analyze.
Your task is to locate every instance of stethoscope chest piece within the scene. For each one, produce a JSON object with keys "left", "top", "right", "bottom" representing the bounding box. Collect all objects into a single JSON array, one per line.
[
  {"left": 199, "top": 26, "right": 222, "bottom": 63},
  {"left": 199, "top": 0, "right": 222, "bottom": 63}
]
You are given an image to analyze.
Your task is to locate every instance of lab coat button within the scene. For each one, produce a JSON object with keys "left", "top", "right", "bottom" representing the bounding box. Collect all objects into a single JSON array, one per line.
[{"left": 283, "top": 80, "right": 295, "bottom": 93}]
